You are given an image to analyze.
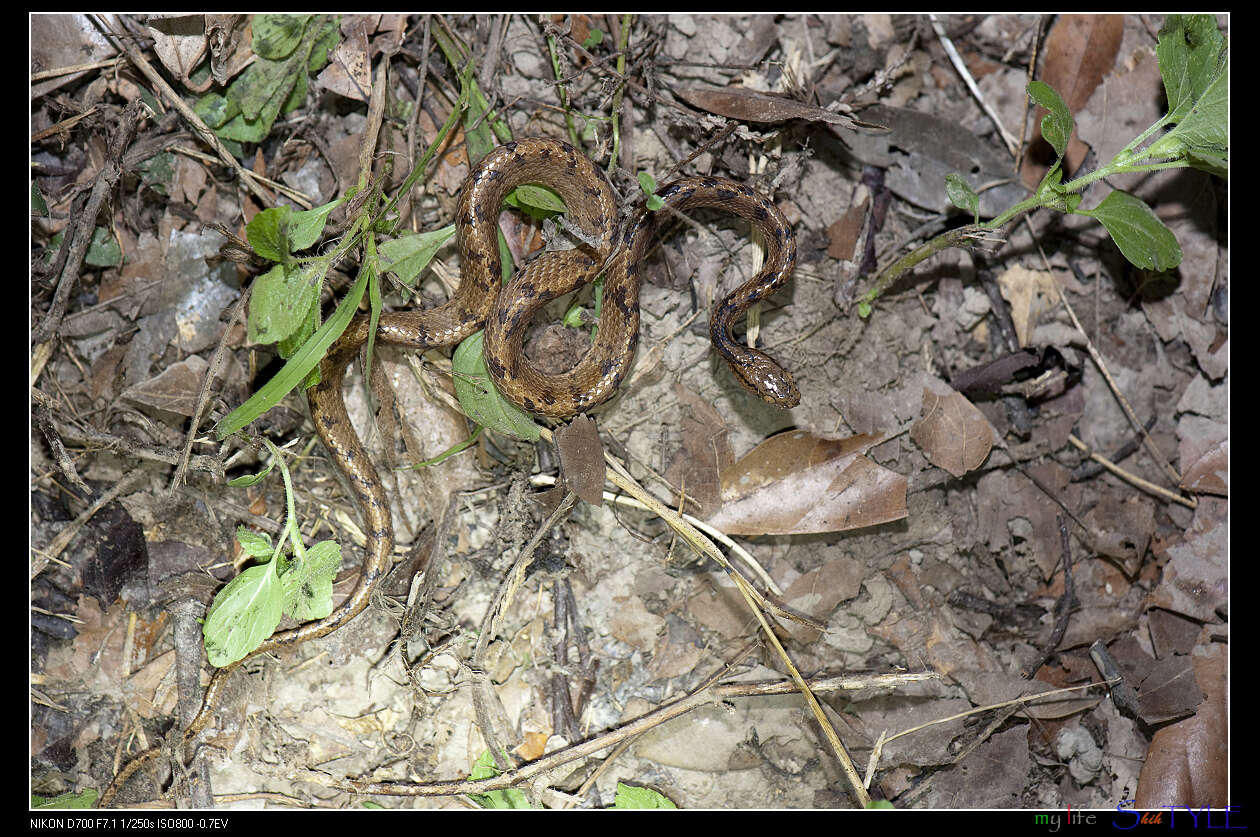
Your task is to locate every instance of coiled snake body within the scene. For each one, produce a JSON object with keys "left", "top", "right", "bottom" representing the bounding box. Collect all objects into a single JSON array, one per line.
[{"left": 102, "top": 137, "right": 797, "bottom": 804}]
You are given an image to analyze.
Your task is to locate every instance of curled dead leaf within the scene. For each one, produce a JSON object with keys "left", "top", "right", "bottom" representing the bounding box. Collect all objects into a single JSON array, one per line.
[{"left": 706, "top": 430, "right": 907, "bottom": 536}]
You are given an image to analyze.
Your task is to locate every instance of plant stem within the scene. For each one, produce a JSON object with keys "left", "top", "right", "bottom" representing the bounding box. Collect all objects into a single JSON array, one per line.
[
  {"left": 546, "top": 32, "right": 581, "bottom": 148},
  {"left": 608, "top": 14, "right": 633, "bottom": 174},
  {"left": 859, "top": 224, "right": 993, "bottom": 313}
]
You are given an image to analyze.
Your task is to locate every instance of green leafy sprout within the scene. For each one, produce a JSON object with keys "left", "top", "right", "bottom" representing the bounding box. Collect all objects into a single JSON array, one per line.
[
  {"left": 202, "top": 438, "right": 343, "bottom": 668},
  {"left": 858, "top": 14, "right": 1227, "bottom": 318}
]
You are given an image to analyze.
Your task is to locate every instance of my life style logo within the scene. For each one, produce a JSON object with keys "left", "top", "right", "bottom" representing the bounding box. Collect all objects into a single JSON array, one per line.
[{"left": 1033, "top": 803, "right": 1243, "bottom": 831}]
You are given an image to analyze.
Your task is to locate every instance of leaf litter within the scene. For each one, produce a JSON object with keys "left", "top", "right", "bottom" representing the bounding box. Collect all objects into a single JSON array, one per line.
[{"left": 30, "top": 13, "right": 1228, "bottom": 810}]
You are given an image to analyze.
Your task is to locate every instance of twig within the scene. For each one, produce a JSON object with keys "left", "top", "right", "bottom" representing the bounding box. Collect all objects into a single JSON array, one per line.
[
  {"left": 33, "top": 100, "right": 145, "bottom": 346},
  {"left": 1023, "top": 516, "right": 1076, "bottom": 678},
  {"left": 311, "top": 669, "right": 937, "bottom": 799},
  {"left": 863, "top": 677, "right": 1118, "bottom": 789},
  {"left": 928, "top": 14, "right": 1019, "bottom": 157},
  {"left": 1067, "top": 434, "right": 1196, "bottom": 509},
  {"left": 169, "top": 288, "right": 250, "bottom": 494},
  {"left": 1055, "top": 288, "right": 1185, "bottom": 491}
]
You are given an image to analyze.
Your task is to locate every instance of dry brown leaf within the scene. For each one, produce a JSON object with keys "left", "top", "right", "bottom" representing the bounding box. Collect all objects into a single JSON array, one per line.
[
  {"left": 205, "top": 14, "right": 250, "bottom": 86},
  {"left": 1149, "top": 498, "right": 1227, "bottom": 623},
  {"left": 1180, "top": 437, "right": 1228, "bottom": 497},
  {"left": 144, "top": 15, "right": 209, "bottom": 92},
  {"left": 120, "top": 355, "right": 214, "bottom": 417},
  {"left": 995, "top": 265, "right": 1060, "bottom": 347},
  {"left": 1134, "top": 645, "right": 1228, "bottom": 807},
  {"left": 911, "top": 388, "right": 995, "bottom": 478},
  {"left": 317, "top": 19, "right": 372, "bottom": 102},
  {"left": 664, "top": 385, "right": 734, "bottom": 517},
  {"left": 674, "top": 85, "right": 859, "bottom": 130},
  {"left": 826, "top": 196, "right": 869, "bottom": 261},
  {"left": 706, "top": 430, "right": 907, "bottom": 536},
  {"left": 554, "top": 414, "right": 605, "bottom": 506}
]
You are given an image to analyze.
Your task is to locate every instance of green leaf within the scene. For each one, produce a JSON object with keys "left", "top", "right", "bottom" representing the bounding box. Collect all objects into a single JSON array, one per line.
[
  {"left": 247, "top": 259, "right": 328, "bottom": 346},
  {"left": 252, "top": 14, "right": 311, "bottom": 60},
  {"left": 466, "top": 751, "right": 534, "bottom": 809},
  {"left": 288, "top": 198, "right": 344, "bottom": 251},
  {"left": 280, "top": 540, "right": 342, "bottom": 621},
  {"left": 308, "top": 17, "right": 340, "bottom": 73},
  {"left": 277, "top": 278, "right": 323, "bottom": 369},
  {"left": 31, "top": 789, "right": 100, "bottom": 809},
  {"left": 203, "top": 560, "right": 284, "bottom": 667},
  {"left": 582, "top": 28, "right": 604, "bottom": 49},
  {"left": 216, "top": 264, "right": 369, "bottom": 439},
  {"left": 228, "top": 458, "right": 276, "bottom": 487},
  {"left": 236, "top": 526, "right": 275, "bottom": 559},
  {"left": 944, "top": 173, "right": 979, "bottom": 222},
  {"left": 378, "top": 225, "right": 457, "bottom": 287},
  {"left": 1156, "top": 15, "right": 1227, "bottom": 124},
  {"left": 85, "top": 227, "right": 122, "bottom": 267},
  {"left": 31, "top": 181, "right": 48, "bottom": 217},
  {"left": 1185, "top": 148, "right": 1228, "bottom": 178},
  {"left": 246, "top": 205, "right": 292, "bottom": 263},
  {"left": 194, "top": 91, "right": 237, "bottom": 129},
  {"left": 462, "top": 73, "right": 497, "bottom": 166},
  {"left": 639, "top": 171, "right": 664, "bottom": 211},
  {"left": 138, "top": 151, "right": 175, "bottom": 196},
  {"left": 451, "top": 331, "right": 541, "bottom": 442},
  {"left": 503, "top": 184, "right": 567, "bottom": 219},
  {"left": 213, "top": 17, "right": 336, "bottom": 145},
  {"left": 613, "top": 783, "right": 677, "bottom": 809},
  {"left": 1083, "top": 190, "right": 1182, "bottom": 272},
  {"left": 1150, "top": 59, "right": 1228, "bottom": 161},
  {"left": 1027, "top": 80, "right": 1073, "bottom": 160}
]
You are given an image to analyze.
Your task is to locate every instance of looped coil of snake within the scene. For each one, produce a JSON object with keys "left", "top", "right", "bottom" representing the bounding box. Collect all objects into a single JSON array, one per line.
[{"left": 101, "top": 137, "right": 799, "bottom": 805}]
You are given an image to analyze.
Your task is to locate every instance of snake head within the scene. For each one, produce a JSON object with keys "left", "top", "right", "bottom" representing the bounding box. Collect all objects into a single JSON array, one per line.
[{"left": 730, "top": 350, "right": 801, "bottom": 408}]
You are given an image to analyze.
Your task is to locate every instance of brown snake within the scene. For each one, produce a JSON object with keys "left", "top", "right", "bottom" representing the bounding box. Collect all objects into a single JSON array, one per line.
[{"left": 101, "top": 137, "right": 798, "bottom": 805}]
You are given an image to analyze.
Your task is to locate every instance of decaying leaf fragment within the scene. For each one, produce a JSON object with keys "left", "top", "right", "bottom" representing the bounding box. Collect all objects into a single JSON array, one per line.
[
  {"left": 706, "top": 431, "right": 906, "bottom": 536},
  {"left": 554, "top": 414, "right": 605, "bottom": 506},
  {"left": 911, "top": 388, "right": 996, "bottom": 478},
  {"left": 673, "top": 85, "right": 861, "bottom": 131}
]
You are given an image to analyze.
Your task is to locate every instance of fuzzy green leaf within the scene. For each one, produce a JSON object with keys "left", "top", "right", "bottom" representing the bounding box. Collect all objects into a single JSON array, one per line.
[
  {"left": 944, "top": 173, "right": 980, "bottom": 222},
  {"left": 216, "top": 261, "right": 367, "bottom": 439},
  {"left": 1028, "top": 80, "right": 1073, "bottom": 160},
  {"left": 280, "top": 540, "right": 341, "bottom": 622},
  {"left": 288, "top": 198, "right": 344, "bottom": 251},
  {"left": 378, "top": 225, "right": 457, "bottom": 287},
  {"left": 202, "top": 561, "right": 283, "bottom": 667},
  {"left": 247, "top": 260, "right": 327, "bottom": 346},
  {"left": 451, "top": 331, "right": 540, "bottom": 441},
  {"left": 1085, "top": 190, "right": 1182, "bottom": 272},
  {"left": 1156, "top": 14, "right": 1227, "bottom": 124}
]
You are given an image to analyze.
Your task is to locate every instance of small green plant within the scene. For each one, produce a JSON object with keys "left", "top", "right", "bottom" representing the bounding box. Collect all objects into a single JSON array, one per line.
[
  {"left": 195, "top": 15, "right": 339, "bottom": 148},
  {"left": 858, "top": 14, "right": 1227, "bottom": 317},
  {"left": 31, "top": 789, "right": 99, "bottom": 809},
  {"left": 201, "top": 439, "right": 342, "bottom": 667},
  {"left": 465, "top": 750, "right": 533, "bottom": 809}
]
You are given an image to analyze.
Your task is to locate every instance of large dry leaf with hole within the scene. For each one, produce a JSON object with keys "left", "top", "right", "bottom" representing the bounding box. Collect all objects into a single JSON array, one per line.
[
  {"left": 705, "top": 431, "right": 906, "bottom": 535},
  {"left": 911, "top": 388, "right": 995, "bottom": 477}
]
